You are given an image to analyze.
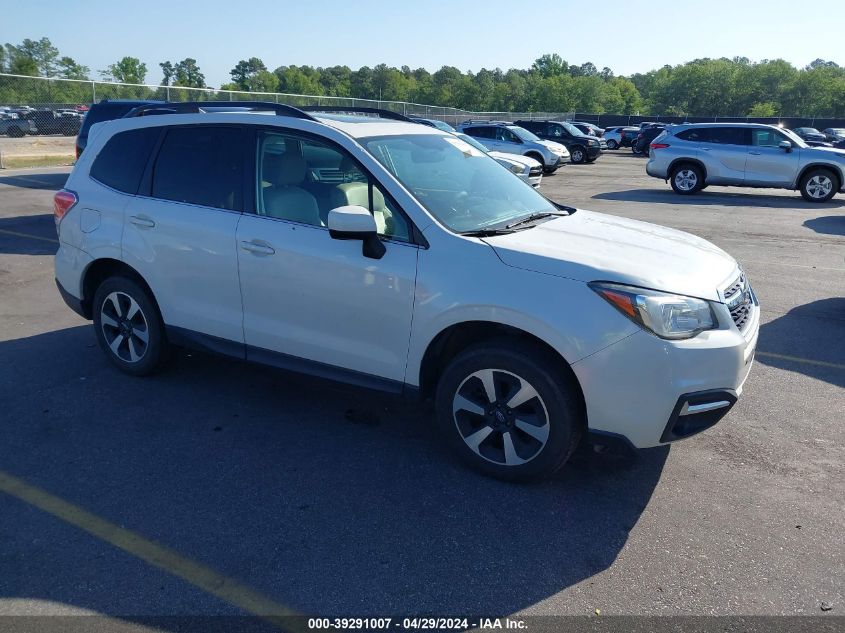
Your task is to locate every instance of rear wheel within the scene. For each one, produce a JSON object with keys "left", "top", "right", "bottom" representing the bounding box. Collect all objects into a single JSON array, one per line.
[
  {"left": 435, "top": 341, "right": 583, "bottom": 482},
  {"left": 607, "top": 139, "right": 618, "bottom": 150},
  {"left": 670, "top": 163, "right": 704, "bottom": 195},
  {"left": 799, "top": 168, "right": 838, "bottom": 202},
  {"left": 570, "top": 146, "right": 586, "bottom": 164},
  {"left": 92, "top": 276, "right": 169, "bottom": 376}
]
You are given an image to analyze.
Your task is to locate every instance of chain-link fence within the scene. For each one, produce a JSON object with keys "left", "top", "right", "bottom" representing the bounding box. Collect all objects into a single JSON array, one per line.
[{"left": 2, "top": 72, "right": 844, "bottom": 167}]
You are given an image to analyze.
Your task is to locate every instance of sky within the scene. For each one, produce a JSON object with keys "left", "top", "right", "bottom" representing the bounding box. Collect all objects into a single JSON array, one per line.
[{"left": 4, "top": 0, "right": 844, "bottom": 88}]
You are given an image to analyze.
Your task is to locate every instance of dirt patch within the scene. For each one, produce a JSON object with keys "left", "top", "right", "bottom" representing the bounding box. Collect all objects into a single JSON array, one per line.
[{"left": 0, "top": 135, "right": 75, "bottom": 158}]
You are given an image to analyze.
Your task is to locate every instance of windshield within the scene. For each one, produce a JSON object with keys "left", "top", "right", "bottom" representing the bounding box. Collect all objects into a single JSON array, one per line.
[
  {"left": 454, "top": 133, "right": 490, "bottom": 154},
  {"left": 561, "top": 122, "right": 584, "bottom": 136},
  {"left": 780, "top": 128, "right": 809, "bottom": 148},
  {"left": 510, "top": 126, "right": 542, "bottom": 142},
  {"left": 431, "top": 119, "right": 456, "bottom": 132},
  {"left": 363, "top": 134, "right": 555, "bottom": 233}
]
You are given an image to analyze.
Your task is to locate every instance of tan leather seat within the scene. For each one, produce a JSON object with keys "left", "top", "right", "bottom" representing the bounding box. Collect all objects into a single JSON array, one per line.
[
  {"left": 262, "top": 153, "right": 322, "bottom": 225},
  {"left": 328, "top": 157, "right": 395, "bottom": 235}
]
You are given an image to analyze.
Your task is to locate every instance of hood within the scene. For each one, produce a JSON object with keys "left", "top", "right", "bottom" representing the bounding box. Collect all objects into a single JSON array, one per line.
[
  {"left": 540, "top": 140, "right": 569, "bottom": 154},
  {"left": 489, "top": 151, "right": 541, "bottom": 168},
  {"left": 482, "top": 210, "right": 737, "bottom": 301}
]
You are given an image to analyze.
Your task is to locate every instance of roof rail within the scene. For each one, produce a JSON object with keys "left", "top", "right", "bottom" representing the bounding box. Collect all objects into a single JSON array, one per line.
[
  {"left": 124, "top": 101, "right": 316, "bottom": 121},
  {"left": 301, "top": 106, "right": 412, "bottom": 122}
]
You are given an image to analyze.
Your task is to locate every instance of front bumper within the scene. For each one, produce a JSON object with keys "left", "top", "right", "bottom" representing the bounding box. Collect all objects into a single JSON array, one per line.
[
  {"left": 585, "top": 146, "right": 602, "bottom": 160},
  {"left": 571, "top": 300, "right": 759, "bottom": 448}
]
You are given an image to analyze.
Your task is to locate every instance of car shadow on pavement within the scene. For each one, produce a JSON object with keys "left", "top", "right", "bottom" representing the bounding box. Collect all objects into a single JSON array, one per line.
[
  {"left": 0, "top": 213, "right": 57, "bottom": 255},
  {"left": 0, "top": 171, "right": 68, "bottom": 190},
  {"left": 593, "top": 189, "right": 845, "bottom": 209},
  {"left": 757, "top": 297, "right": 845, "bottom": 388},
  {"left": 0, "top": 325, "right": 669, "bottom": 625},
  {"left": 803, "top": 215, "right": 845, "bottom": 236}
]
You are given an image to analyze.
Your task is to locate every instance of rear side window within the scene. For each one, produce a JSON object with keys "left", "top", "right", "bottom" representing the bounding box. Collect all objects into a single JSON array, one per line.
[
  {"left": 151, "top": 126, "right": 244, "bottom": 211},
  {"left": 464, "top": 126, "right": 493, "bottom": 139},
  {"left": 706, "top": 127, "right": 747, "bottom": 145},
  {"left": 90, "top": 128, "right": 160, "bottom": 194},
  {"left": 676, "top": 129, "right": 710, "bottom": 142}
]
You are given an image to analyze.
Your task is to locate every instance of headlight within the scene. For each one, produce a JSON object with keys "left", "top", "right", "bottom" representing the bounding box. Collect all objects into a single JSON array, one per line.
[
  {"left": 589, "top": 282, "right": 716, "bottom": 340},
  {"left": 508, "top": 163, "right": 524, "bottom": 175},
  {"left": 588, "top": 140, "right": 599, "bottom": 146}
]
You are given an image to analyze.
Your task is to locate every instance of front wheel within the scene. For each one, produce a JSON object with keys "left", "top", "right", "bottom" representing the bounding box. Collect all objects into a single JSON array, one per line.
[
  {"left": 92, "top": 276, "right": 169, "bottom": 376},
  {"left": 570, "top": 146, "right": 586, "bottom": 164},
  {"left": 7, "top": 126, "right": 24, "bottom": 138},
  {"left": 607, "top": 139, "right": 618, "bottom": 150},
  {"left": 670, "top": 163, "right": 704, "bottom": 195},
  {"left": 435, "top": 342, "right": 583, "bottom": 482},
  {"left": 799, "top": 168, "right": 838, "bottom": 202}
]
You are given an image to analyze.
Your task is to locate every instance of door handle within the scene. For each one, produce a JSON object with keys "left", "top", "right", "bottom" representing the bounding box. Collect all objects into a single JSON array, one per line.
[
  {"left": 701, "top": 147, "right": 711, "bottom": 152},
  {"left": 749, "top": 151, "right": 762, "bottom": 155},
  {"left": 129, "top": 215, "right": 155, "bottom": 228},
  {"left": 240, "top": 240, "right": 275, "bottom": 255}
]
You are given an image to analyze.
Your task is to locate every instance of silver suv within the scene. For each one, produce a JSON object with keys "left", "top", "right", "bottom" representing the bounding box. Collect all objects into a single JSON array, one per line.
[
  {"left": 456, "top": 121, "right": 568, "bottom": 173},
  {"left": 646, "top": 123, "right": 845, "bottom": 202}
]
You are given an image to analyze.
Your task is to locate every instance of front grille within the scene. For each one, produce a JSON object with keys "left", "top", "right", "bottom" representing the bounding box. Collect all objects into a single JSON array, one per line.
[{"left": 723, "top": 272, "right": 753, "bottom": 331}]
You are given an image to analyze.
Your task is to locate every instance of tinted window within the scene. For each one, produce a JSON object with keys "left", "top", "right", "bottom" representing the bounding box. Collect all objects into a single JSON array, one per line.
[
  {"left": 676, "top": 128, "right": 710, "bottom": 142},
  {"left": 706, "top": 127, "right": 747, "bottom": 145},
  {"left": 463, "top": 126, "right": 493, "bottom": 139},
  {"left": 80, "top": 102, "right": 158, "bottom": 137},
  {"left": 152, "top": 126, "right": 244, "bottom": 211},
  {"left": 90, "top": 127, "right": 160, "bottom": 194}
]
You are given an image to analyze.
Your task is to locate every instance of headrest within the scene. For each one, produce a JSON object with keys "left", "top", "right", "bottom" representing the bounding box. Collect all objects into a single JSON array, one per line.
[{"left": 263, "top": 151, "right": 307, "bottom": 186}]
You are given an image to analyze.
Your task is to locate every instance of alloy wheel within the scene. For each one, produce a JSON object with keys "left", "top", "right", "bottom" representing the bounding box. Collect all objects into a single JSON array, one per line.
[
  {"left": 571, "top": 149, "right": 584, "bottom": 162},
  {"left": 100, "top": 291, "right": 150, "bottom": 363},
  {"left": 806, "top": 175, "right": 833, "bottom": 199},
  {"left": 674, "top": 169, "right": 698, "bottom": 191},
  {"left": 452, "top": 368, "right": 550, "bottom": 466}
]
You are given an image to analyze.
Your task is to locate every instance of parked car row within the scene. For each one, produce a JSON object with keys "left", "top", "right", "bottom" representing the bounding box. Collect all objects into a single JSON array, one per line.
[
  {"left": 644, "top": 122, "right": 845, "bottom": 202},
  {"left": 0, "top": 105, "right": 84, "bottom": 136},
  {"left": 54, "top": 101, "right": 760, "bottom": 481}
]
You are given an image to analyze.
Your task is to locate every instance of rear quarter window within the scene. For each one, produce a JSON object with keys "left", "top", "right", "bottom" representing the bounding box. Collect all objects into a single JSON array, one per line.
[{"left": 90, "top": 127, "right": 160, "bottom": 194}]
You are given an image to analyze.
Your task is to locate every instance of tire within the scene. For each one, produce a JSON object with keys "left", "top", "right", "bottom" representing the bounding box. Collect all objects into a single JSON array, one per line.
[
  {"left": 92, "top": 276, "right": 169, "bottom": 376},
  {"left": 631, "top": 143, "right": 641, "bottom": 155},
  {"left": 7, "top": 126, "right": 24, "bottom": 138},
  {"left": 434, "top": 341, "right": 583, "bottom": 482},
  {"left": 543, "top": 166, "right": 558, "bottom": 175},
  {"left": 570, "top": 146, "right": 586, "bottom": 164},
  {"left": 670, "top": 163, "right": 704, "bottom": 195},
  {"left": 607, "top": 139, "right": 618, "bottom": 150},
  {"left": 799, "top": 167, "right": 838, "bottom": 202}
]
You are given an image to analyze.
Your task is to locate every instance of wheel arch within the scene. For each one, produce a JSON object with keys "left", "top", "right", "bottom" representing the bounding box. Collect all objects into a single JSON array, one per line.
[
  {"left": 668, "top": 158, "right": 708, "bottom": 183},
  {"left": 524, "top": 150, "right": 545, "bottom": 164},
  {"left": 80, "top": 258, "right": 160, "bottom": 321},
  {"left": 418, "top": 321, "right": 586, "bottom": 423},
  {"left": 795, "top": 163, "right": 843, "bottom": 191}
]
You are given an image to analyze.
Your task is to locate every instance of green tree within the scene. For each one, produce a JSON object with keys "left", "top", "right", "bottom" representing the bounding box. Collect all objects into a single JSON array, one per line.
[
  {"left": 159, "top": 61, "right": 175, "bottom": 86},
  {"left": 532, "top": 53, "right": 567, "bottom": 78},
  {"left": 6, "top": 37, "right": 59, "bottom": 76},
  {"left": 748, "top": 102, "right": 777, "bottom": 117},
  {"left": 103, "top": 57, "right": 147, "bottom": 84},
  {"left": 57, "top": 56, "right": 90, "bottom": 80},
  {"left": 172, "top": 58, "right": 206, "bottom": 88},
  {"left": 230, "top": 57, "right": 267, "bottom": 90}
]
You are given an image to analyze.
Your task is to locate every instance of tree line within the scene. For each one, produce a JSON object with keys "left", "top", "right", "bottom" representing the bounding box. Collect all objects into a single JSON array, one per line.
[{"left": 2, "top": 38, "right": 843, "bottom": 117}]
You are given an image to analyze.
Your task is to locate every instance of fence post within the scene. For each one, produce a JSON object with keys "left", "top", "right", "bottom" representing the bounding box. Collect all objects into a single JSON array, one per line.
[
  {"left": 0, "top": 145, "right": 5, "bottom": 170},
  {"left": 91, "top": 81, "right": 96, "bottom": 103}
]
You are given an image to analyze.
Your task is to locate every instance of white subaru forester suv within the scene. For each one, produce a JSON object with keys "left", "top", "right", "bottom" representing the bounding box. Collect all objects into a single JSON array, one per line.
[{"left": 54, "top": 103, "right": 759, "bottom": 481}]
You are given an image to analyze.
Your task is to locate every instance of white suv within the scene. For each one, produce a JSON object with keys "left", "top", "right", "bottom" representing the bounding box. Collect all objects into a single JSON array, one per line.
[{"left": 54, "top": 103, "right": 759, "bottom": 481}]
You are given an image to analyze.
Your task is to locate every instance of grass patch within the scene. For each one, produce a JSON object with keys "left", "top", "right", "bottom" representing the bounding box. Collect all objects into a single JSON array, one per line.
[{"left": 2, "top": 154, "right": 75, "bottom": 169}]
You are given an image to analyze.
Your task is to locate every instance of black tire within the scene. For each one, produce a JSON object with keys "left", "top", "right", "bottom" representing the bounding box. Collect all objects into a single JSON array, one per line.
[
  {"left": 607, "top": 139, "right": 618, "bottom": 150},
  {"left": 92, "top": 276, "right": 169, "bottom": 376},
  {"left": 670, "top": 163, "right": 704, "bottom": 195},
  {"left": 434, "top": 341, "right": 583, "bottom": 482},
  {"left": 799, "top": 167, "right": 838, "bottom": 202},
  {"left": 631, "top": 143, "right": 641, "bottom": 155},
  {"left": 569, "top": 145, "right": 587, "bottom": 164},
  {"left": 7, "top": 126, "right": 24, "bottom": 138},
  {"left": 543, "top": 166, "right": 558, "bottom": 175}
]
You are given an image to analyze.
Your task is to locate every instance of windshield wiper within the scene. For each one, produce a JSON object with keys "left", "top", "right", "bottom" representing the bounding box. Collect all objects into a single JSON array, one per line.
[
  {"left": 459, "top": 228, "right": 520, "bottom": 237},
  {"left": 505, "top": 212, "right": 566, "bottom": 229}
]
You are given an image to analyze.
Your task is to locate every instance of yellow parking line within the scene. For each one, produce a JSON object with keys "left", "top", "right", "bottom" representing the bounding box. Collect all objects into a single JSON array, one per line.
[
  {"left": 0, "top": 228, "right": 59, "bottom": 244},
  {"left": 0, "top": 470, "right": 297, "bottom": 627},
  {"left": 757, "top": 351, "right": 845, "bottom": 371}
]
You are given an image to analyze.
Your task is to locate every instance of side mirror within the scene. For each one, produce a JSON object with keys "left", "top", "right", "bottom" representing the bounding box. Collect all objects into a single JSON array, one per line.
[
  {"left": 328, "top": 205, "right": 385, "bottom": 260},
  {"left": 779, "top": 140, "right": 792, "bottom": 152}
]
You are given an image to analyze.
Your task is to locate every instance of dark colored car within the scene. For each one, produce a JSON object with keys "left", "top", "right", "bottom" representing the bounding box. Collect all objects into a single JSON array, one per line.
[
  {"left": 792, "top": 127, "right": 831, "bottom": 147},
  {"left": 409, "top": 117, "right": 456, "bottom": 133},
  {"left": 632, "top": 126, "right": 666, "bottom": 154},
  {"left": 514, "top": 119, "right": 603, "bottom": 164},
  {"left": 821, "top": 128, "right": 845, "bottom": 143},
  {"left": 619, "top": 127, "right": 641, "bottom": 148},
  {"left": 569, "top": 121, "right": 604, "bottom": 137},
  {"left": 76, "top": 99, "right": 165, "bottom": 158},
  {"left": 22, "top": 109, "right": 82, "bottom": 136}
]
